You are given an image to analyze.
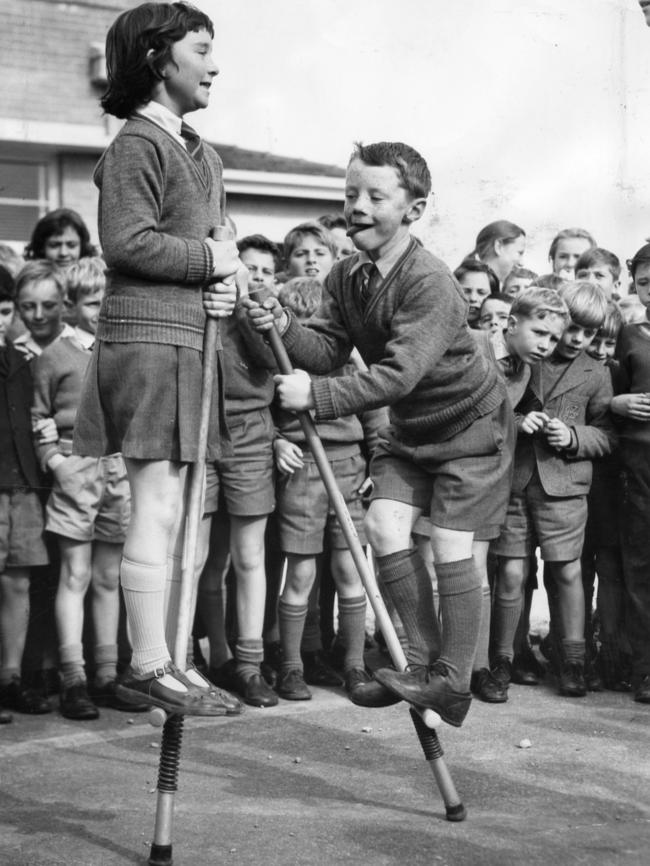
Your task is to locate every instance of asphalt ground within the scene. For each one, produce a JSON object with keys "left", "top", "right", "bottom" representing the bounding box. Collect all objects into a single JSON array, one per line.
[{"left": 0, "top": 658, "right": 648, "bottom": 866}]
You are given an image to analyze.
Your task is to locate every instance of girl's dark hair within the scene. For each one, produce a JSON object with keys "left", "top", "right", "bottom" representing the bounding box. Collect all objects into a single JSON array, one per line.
[
  {"left": 0, "top": 264, "right": 14, "bottom": 303},
  {"left": 101, "top": 2, "right": 214, "bottom": 119},
  {"left": 24, "top": 208, "right": 96, "bottom": 260},
  {"left": 626, "top": 243, "right": 650, "bottom": 280},
  {"left": 453, "top": 257, "right": 500, "bottom": 295},
  {"left": 471, "top": 220, "right": 526, "bottom": 262}
]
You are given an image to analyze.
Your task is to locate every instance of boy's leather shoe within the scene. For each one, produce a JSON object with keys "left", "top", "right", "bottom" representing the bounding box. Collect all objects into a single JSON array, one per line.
[
  {"left": 60, "top": 683, "right": 100, "bottom": 721},
  {"left": 302, "top": 651, "right": 344, "bottom": 687},
  {"left": 558, "top": 662, "right": 587, "bottom": 697},
  {"left": 374, "top": 661, "right": 472, "bottom": 727},
  {"left": 277, "top": 668, "right": 312, "bottom": 701},
  {"left": 208, "top": 659, "right": 239, "bottom": 693},
  {"left": 511, "top": 647, "right": 544, "bottom": 685},
  {"left": 116, "top": 663, "right": 228, "bottom": 716},
  {"left": 634, "top": 674, "right": 650, "bottom": 704},
  {"left": 0, "top": 675, "right": 52, "bottom": 714},
  {"left": 237, "top": 672, "right": 279, "bottom": 708},
  {"left": 346, "top": 670, "right": 402, "bottom": 707},
  {"left": 471, "top": 668, "right": 507, "bottom": 703}
]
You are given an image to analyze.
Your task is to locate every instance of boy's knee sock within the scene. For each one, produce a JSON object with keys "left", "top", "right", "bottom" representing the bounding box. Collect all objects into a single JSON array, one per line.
[
  {"left": 120, "top": 557, "right": 170, "bottom": 675},
  {"left": 561, "top": 638, "right": 585, "bottom": 666},
  {"left": 235, "top": 638, "right": 264, "bottom": 681},
  {"left": 93, "top": 643, "right": 118, "bottom": 687},
  {"left": 473, "top": 585, "right": 492, "bottom": 671},
  {"left": 278, "top": 600, "right": 308, "bottom": 674},
  {"left": 301, "top": 601, "right": 322, "bottom": 654},
  {"left": 59, "top": 643, "right": 86, "bottom": 689},
  {"left": 337, "top": 595, "right": 367, "bottom": 673},
  {"left": 436, "top": 558, "right": 482, "bottom": 690},
  {"left": 491, "top": 593, "right": 523, "bottom": 662},
  {"left": 375, "top": 549, "right": 441, "bottom": 666}
]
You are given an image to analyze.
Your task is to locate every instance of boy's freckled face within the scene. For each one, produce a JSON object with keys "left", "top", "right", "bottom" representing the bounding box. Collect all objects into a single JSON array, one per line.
[
  {"left": 552, "top": 238, "right": 593, "bottom": 278},
  {"left": 74, "top": 290, "right": 103, "bottom": 335},
  {"left": 586, "top": 335, "right": 617, "bottom": 363},
  {"left": 478, "top": 298, "right": 511, "bottom": 334},
  {"left": 0, "top": 300, "right": 15, "bottom": 346},
  {"left": 554, "top": 320, "right": 598, "bottom": 360},
  {"left": 17, "top": 279, "right": 64, "bottom": 346},
  {"left": 287, "top": 235, "right": 334, "bottom": 281},
  {"left": 157, "top": 29, "right": 218, "bottom": 116},
  {"left": 633, "top": 261, "right": 650, "bottom": 308},
  {"left": 240, "top": 248, "right": 276, "bottom": 294},
  {"left": 575, "top": 265, "right": 617, "bottom": 299},
  {"left": 507, "top": 313, "right": 565, "bottom": 364},
  {"left": 344, "top": 159, "right": 420, "bottom": 260},
  {"left": 44, "top": 226, "right": 81, "bottom": 265},
  {"left": 503, "top": 276, "right": 533, "bottom": 299},
  {"left": 457, "top": 273, "right": 491, "bottom": 324}
]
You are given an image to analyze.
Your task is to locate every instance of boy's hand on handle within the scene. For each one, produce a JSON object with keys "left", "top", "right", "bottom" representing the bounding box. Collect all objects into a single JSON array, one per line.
[
  {"left": 273, "top": 369, "right": 314, "bottom": 411},
  {"left": 611, "top": 392, "right": 650, "bottom": 421},
  {"left": 519, "top": 410, "right": 550, "bottom": 435},
  {"left": 543, "top": 417, "right": 571, "bottom": 450},
  {"left": 203, "top": 280, "right": 238, "bottom": 318},
  {"left": 241, "top": 295, "right": 288, "bottom": 333},
  {"left": 273, "top": 438, "right": 304, "bottom": 474},
  {"left": 205, "top": 233, "right": 240, "bottom": 281}
]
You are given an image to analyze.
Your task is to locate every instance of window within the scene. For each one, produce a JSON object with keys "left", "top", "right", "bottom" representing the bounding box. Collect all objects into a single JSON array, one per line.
[{"left": 0, "top": 160, "right": 49, "bottom": 243}]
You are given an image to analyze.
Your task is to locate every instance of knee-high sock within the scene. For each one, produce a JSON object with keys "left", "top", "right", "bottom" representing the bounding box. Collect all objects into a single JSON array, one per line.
[
  {"left": 375, "top": 549, "right": 441, "bottom": 666},
  {"left": 436, "top": 558, "right": 482, "bottom": 690},
  {"left": 473, "top": 585, "right": 492, "bottom": 671},
  {"left": 121, "top": 556, "right": 169, "bottom": 675},
  {"left": 491, "top": 593, "right": 523, "bottom": 661},
  {"left": 278, "top": 599, "right": 308, "bottom": 675},
  {"left": 337, "top": 595, "right": 367, "bottom": 673},
  {"left": 235, "top": 637, "right": 263, "bottom": 680}
]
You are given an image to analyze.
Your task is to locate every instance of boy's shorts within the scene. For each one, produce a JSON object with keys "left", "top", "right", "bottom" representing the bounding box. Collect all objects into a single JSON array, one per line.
[
  {"left": 0, "top": 489, "right": 49, "bottom": 571},
  {"left": 204, "top": 409, "right": 275, "bottom": 517},
  {"left": 277, "top": 451, "right": 367, "bottom": 555},
  {"left": 491, "top": 471, "right": 587, "bottom": 561},
  {"left": 46, "top": 453, "right": 130, "bottom": 543},
  {"left": 370, "top": 399, "right": 514, "bottom": 539}
]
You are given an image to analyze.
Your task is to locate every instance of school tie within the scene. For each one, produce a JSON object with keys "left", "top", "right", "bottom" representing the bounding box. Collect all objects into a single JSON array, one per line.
[
  {"left": 359, "top": 262, "right": 378, "bottom": 307},
  {"left": 180, "top": 121, "right": 204, "bottom": 161}
]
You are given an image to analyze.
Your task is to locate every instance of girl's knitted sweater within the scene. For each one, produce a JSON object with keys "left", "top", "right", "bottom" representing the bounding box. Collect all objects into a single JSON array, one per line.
[
  {"left": 94, "top": 115, "right": 225, "bottom": 351},
  {"left": 282, "top": 238, "right": 504, "bottom": 443}
]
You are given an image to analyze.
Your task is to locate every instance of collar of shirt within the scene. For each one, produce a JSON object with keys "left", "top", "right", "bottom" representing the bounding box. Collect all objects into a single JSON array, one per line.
[
  {"left": 73, "top": 327, "right": 94, "bottom": 350},
  {"left": 13, "top": 323, "right": 76, "bottom": 358},
  {"left": 348, "top": 232, "right": 412, "bottom": 281},
  {"left": 135, "top": 100, "right": 185, "bottom": 147}
]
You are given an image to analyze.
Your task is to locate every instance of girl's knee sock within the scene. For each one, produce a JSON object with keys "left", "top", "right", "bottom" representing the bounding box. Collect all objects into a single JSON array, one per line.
[
  {"left": 93, "top": 643, "right": 118, "bottom": 687},
  {"left": 337, "top": 595, "right": 367, "bottom": 673},
  {"left": 473, "top": 585, "right": 492, "bottom": 670},
  {"left": 375, "top": 549, "right": 441, "bottom": 666},
  {"left": 59, "top": 643, "right": 86, "bottom": 689},
  {"left": 491, "top": 593, "right": 523, "bottom": 662},
  {"left": 278, "top": 600, "right": 308, "bottom": 675},
  {"left": 120, "top": 556, "right": 169, "bottom": 675},
  {"left": 235, "top": 637, "right": 264, "bottom": 681},
  {"left": 436, "top": 558, "right": 482, "bottom": 690}
]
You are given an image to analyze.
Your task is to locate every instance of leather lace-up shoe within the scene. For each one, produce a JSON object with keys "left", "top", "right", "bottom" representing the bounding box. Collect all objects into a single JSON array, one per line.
[
  {"left": 558, "top": 662, "right": 587, "bottom": 697},
  {"left": 302, "top": 651, "right": 344, "bottom": 687},
  {"left": 0, "top": 675, "right": 52, "bottom": 714},
  {"left": 60, "top": 683, "right": 100, "bottom": 721},
  {"left": 470, "top": 668, "right": 507, "bottom": 703},
  {"left": 374, "top": 661, "right": 472, "bottom": 727},
  {"left": 346, "top": 670, "right": 402, "bottom": 707},
  {"left": 277, "top": 668, "right": 312, "bottom": 701},
  {"left": 116, "top": 662, "right": 228, "bottom": 716},
  {"left": 237, "top": 672, "right": 279, "bottom": 708},
  {"left": 511, "top": 646, "right": 544, "bottom": 685}
]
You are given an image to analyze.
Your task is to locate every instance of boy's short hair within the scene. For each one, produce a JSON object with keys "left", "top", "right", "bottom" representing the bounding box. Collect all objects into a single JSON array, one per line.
[
  {"left": 15, "top": 260, "right": 67, "bottom": 300},
  {"left": 479, "top": 292, "right": 514, "bottom": 312},
  {"left": 510, "top": 287, "right": 570, "bottom": 324},
  {"left": 283, "top": 221, "right": 337, "bottom": 265},
  {"left": 278, "top": 277, "right": 322, "bottom": 319},
  {"left": 503, "top": 266, "right": 538, "bottom": 287},
  {"left": 558, "top": 280, "right": 608, "bottom": 330},
  {"left": 597, "top": 300, "right": 624, "bottom": 340},
  {"left": 350, "top": 141, "right": 432, "bottom": 199},
  {"left": 575, "top": 247, "right": 621, "bottom": 280},
  {"left": 102, "top": 2, "right": 215, "bottom": 119},
  {"left": 65, "top": 256, "right": 106, "bottom": 304},
  {"left": 237, "top": 234, "right": 281, "bottom": 272},
  {"left": 532, "top": 273, "right": 571, "bottom": 292},
  {"left": 453, "top": 257, "right": 500, "bottom": 295},
  {"left": 25, "top": 208, "right": 96, "bottom": 260},
  {"left": 626, "top": 242, "right": 650, "bottom": 279},
  {"left": 0, "top": 264, "right": 15, "bottom": 304},
  {"left": 548, "top": 227, "right": 596, "bottom": 261}
]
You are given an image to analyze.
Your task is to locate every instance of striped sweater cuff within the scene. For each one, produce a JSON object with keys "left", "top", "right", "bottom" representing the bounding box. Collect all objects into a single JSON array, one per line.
[{"left": 311, "top": 377, "right": 337, "bottom": 420}]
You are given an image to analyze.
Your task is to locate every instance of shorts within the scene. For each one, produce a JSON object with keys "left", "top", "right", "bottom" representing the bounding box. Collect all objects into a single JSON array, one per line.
[
  {"left": 45, "top": 453, "right": 130, "bottom": 543},
  {"left": 203, "top": 409, "right": 275, "bottom": 517},
  {"left": 370, "top": 399, "right": 514, "bottom": 538},
  {"left": 491, "top": 470, "right": 587, "bottom": 561},
  {"left": 277, "top": 451, "right": 367, "bottom": 555},
  {"left": 0, "top": 489, "right": 49, "bottom": 570}
]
